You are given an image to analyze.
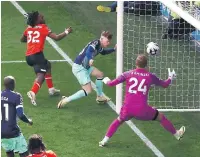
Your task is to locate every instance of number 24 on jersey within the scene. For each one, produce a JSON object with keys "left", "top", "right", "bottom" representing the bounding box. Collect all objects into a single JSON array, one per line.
[{"left": 128, "top": 77, "right": 147, "bottom": 95}]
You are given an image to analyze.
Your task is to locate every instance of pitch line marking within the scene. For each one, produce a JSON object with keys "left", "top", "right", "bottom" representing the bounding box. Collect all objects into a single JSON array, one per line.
[
  {"left": 1, "top": 60, "right": 67, "bottom": 64},
  {"left": 11, "top": 1, "right": 165, "bottom": 157}
]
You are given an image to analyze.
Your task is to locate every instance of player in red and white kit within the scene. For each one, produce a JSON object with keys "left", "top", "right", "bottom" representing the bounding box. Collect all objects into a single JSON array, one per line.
[
  {"left": 20, "top": 11, "right": 72, "bottom": 106},
  {"left": 99, "top": 54, "right": 185, "bottom": 147},
  {"left": 27, "top": 134, "right": 57, "bottom": 157}
]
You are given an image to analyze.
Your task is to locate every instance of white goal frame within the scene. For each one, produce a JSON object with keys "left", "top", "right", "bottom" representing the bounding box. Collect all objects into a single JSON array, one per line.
[{"left": 116, "top": 0, "right": 200, "bottom": 112}]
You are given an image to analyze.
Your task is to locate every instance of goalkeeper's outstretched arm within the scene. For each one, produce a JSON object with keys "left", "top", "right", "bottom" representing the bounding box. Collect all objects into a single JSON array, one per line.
[
  {"left": 152, "top": 68, "right": 176, "bottom": 88},
  {"left": 153, "top": 77, "right": 172, "bottom": 88},
  {"left": 103, "top": 74, "right": 126, "bottom": 86}
]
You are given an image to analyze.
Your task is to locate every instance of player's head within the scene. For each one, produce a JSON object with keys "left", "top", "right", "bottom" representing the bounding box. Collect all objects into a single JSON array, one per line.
[
  {"left": 4, "top": 76, "right": 16, "bottom": 91},
  {"left": 136, "top": 54, "right": 148, "bottom": 68},
  {"left": 100, "top": 31, "right": 113, "bottom": 48},
  {"left": 28, "top": 134, "right": 46, "bottom": 154},
  {"left": 27, "top": 11, "right": 45, "bottom": 27}
]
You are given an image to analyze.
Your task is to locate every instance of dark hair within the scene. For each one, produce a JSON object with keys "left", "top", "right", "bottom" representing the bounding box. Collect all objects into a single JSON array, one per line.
[
  {"left": 101, "top": 31, "right": 113, "bottom": 40},
  {"left": 26, "top": 11, "right": 39, "bottom": 27},
  {"left": 28, "top": 134, "right": 46, "bottom": 154}
]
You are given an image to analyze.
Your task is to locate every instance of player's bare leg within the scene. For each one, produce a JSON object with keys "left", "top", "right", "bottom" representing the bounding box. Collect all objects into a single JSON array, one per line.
[
  {"left": 45, "top": 61, "right": 60, "bottom": 96},
  {"left": 91, "top": 67, "right": 110, "bottom": 103},
  {"left": 156, "top": 112, "right": 185, "bottom": 140},
  {"left": 27, "top": 73, "right": 45, "bottom": 106},
  {"left": 99, "top": 117, "right": 124, "bottom": 147},
  {"left": 57, "top": 82, "right": 92, "bottom": 108}
]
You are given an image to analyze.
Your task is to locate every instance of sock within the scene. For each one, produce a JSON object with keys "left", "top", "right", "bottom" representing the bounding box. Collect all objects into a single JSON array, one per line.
[
  {"left": 101, "top": 136, "right": 110, "bottom": 144},
  {"left": 106, "top": 119, "right": 122, "bottom": 138},
  {"left": 45, "top": 74, "right": 53, "bottom": 89},
  {"left": 160, "top": 115, "right": 176, "bottom": 135},
  {"left": 108, "top": 1, "right": 117, "bottom": 12},
  {"left": 95, "top": 78, "right": 103, "bottom": 96},
  {"left": 6, "top": 151, "right": 14, "bottom": 157},
  {"left": 66, "top": 90, "right": 87, "bottom": 102},
  {"left": 31, "top": 81, "right": 41, "bottom": 94}
]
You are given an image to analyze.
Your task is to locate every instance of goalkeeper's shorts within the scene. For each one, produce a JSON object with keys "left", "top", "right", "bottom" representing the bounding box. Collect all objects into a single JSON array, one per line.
[
  {"left": 72, "top": 63, "right": 94, "bottom": 85},
  {"left": 120, "top": 104, "right": 158, "bottom": 121}
]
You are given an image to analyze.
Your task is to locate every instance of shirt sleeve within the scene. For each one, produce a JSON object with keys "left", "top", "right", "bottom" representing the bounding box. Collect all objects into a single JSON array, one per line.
[
  {"left": 15, "top": 93, "right": 30, "bottom": 123},
  {"left": 46, "top": 150, "right": 57, "bottom": 157},
  {"left": 86, "top": 46, "right": 95, "bottom": 61},
  {"left": 43, "top": 25, "right": 52, "bottom": 36},
  {"left": 23, "top": 28, "right": 28, "bottom": 36},
  {"left": 15, "top": 93, "right": 23, "bottom": 109},
  {"left": 99, "top": 48, "right": 115, "bottom": 55},
  {"left": 151, "top": 73, "right": 172, "bottom": 88},
  {"left": 85, "top": 40, "right": 98, "bottom": 61},
  {"left": 107, "top": 71, "right": 129, "bottom": 86}
]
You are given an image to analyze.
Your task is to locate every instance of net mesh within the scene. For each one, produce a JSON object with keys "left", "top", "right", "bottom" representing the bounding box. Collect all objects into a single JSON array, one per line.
[
  {"left": 123, "top": 1, "right": 200, "bottom": 109},
  {"left": 176, "top": 1, "right": 200, "bottom": 20}
]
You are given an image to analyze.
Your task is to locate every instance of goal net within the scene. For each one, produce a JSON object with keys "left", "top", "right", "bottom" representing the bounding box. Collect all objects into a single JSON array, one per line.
[{"left": 117, "top": 1, "right": 200, "bottom": 112}]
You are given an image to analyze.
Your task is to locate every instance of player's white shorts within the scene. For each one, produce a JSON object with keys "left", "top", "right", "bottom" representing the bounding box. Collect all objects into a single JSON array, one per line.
[{"left": 72, "top": 63, "right": 94, "bottom": 85}]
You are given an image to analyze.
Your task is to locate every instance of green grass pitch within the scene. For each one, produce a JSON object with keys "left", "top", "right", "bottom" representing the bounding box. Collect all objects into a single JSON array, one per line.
[{"left": 1, "top": 1, "right": 200, "bottom": 157}]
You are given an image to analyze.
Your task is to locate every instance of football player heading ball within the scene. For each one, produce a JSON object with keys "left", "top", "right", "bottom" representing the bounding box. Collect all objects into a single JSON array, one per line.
[{"left": 58, "top": 31, "right": 116, "bottom": 108}]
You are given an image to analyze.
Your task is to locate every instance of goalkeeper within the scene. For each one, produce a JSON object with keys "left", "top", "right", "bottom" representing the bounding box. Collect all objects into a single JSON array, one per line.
[
  {"left": 57, "top": 31, "right": 116, "bottom": 108},
  {"left": 99, "top": 54, "right": 185, "bottom": 147}
]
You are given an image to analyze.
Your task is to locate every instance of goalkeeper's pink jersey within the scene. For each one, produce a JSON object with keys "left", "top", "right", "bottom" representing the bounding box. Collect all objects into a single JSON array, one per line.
[{"left": 107, "top": 68, "right": 171, "bottom": 106}]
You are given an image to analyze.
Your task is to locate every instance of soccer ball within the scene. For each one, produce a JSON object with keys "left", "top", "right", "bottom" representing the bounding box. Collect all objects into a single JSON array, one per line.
[{"left": 146, "top": 42, "right": 160, "bottom": 56}]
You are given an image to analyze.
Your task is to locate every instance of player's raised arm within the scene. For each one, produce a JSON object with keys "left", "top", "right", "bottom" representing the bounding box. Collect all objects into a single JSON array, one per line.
[
  {"left": 48, "top": 26, "right": 72, "bottom": 41},
  {"left": 151, "top": 68, "right": 176, "bottom": 88}
]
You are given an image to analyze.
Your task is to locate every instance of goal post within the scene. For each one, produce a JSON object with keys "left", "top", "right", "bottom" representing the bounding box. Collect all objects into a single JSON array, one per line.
[
  {"left": 160, "top": 0, "right": 200, "bottom": 30},
  {"left": 116, "top": 1, "right": 124, "bottom": 114},
  {"left": 116, "top": 1, "right": 200, "bottom": 112}
]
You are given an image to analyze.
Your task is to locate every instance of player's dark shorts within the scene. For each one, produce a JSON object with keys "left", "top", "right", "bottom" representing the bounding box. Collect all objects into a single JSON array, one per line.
[{"left": 26, "top": 52, "right": 50, "bottom": 73}]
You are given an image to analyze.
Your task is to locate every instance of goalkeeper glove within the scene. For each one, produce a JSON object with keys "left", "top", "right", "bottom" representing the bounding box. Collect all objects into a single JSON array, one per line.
[
  {"left": 102, "top": 77, "right": 111, "bottom": 84},
  {"left": 168, "top": 68, "right": 176, "bottom": 80}
]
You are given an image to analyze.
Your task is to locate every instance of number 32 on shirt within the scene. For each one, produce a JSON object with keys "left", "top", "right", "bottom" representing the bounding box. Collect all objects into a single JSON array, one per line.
[{"left": 27, "top": 31, "right": 40, "bottom": 43}]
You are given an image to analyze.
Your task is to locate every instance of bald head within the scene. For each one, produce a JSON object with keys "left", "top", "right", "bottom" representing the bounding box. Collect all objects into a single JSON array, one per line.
[
  {"left": 136, "top": 54, "right": 148, "bottom": 68},
  {"left": 4, "top": 76, "right": 15, "bottom": 91}
]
